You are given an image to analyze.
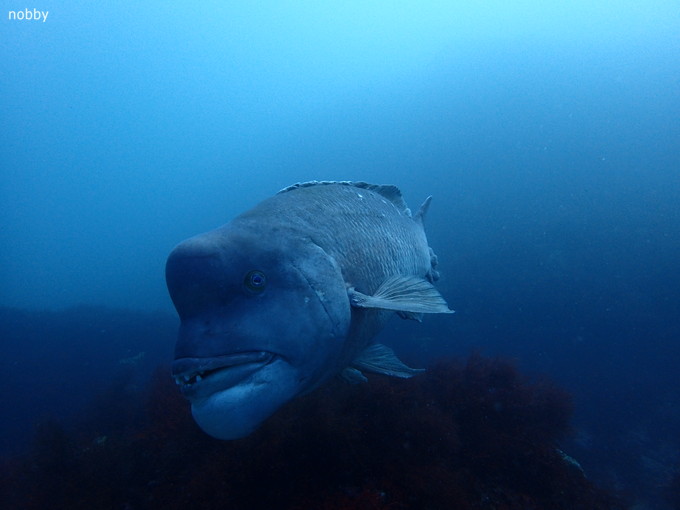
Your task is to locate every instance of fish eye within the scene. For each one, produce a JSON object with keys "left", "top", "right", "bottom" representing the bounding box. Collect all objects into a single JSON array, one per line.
[{"left": 244, "top": 270, "right": 266, "bottom": 293}]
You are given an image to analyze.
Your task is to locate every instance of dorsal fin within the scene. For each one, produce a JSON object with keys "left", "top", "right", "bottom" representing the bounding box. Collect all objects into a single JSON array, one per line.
[
  {"left": 414, "top": 196, "right": 432, "bottom": 226},
  {"left": 278, "top": 180, "right": 411, "bottom": 216}
]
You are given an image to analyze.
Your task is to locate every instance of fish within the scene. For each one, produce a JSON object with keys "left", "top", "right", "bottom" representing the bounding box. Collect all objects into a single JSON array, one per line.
[{"left": 165, "top": 181, "right": 453, "bottom": 439}]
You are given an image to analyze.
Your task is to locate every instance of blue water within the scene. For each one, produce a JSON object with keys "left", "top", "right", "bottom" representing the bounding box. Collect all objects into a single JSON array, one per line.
[{"left": 2, "top": 2, "right": 679, "bottom": 507}]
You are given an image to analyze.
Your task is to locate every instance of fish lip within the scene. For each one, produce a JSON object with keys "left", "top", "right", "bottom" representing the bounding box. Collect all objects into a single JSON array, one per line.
[{"left": 172, "top": 351, "right": 277, "bottom": 400}]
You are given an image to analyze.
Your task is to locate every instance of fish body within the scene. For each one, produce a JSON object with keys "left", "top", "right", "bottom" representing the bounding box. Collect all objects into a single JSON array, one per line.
[{"left": 166, "top": 181, "right": 453, "bottom": 439}]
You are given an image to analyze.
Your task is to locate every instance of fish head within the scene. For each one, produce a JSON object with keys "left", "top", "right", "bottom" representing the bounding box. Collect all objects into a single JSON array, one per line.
[{"left": 166, "top": 224, "right": 350, "bottom": 439}]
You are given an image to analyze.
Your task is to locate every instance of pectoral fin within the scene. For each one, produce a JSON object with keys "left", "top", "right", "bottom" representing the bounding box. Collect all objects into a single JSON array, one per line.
[
  {"left": 349, "top": 275, "right": 454, "bottom": 314},
  {"left": 349, "top": 343, "right": 425, "bottom": 379}
]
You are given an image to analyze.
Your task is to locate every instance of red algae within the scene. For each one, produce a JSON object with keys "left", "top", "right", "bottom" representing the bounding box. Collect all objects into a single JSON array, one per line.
[{"left": 0, "top": 356, "right": 624, "bottom": 510}]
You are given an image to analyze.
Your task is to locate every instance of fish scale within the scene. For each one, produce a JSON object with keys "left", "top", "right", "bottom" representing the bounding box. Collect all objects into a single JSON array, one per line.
[{"left": 268, "top": 183, "right": 433, "bottom": 294}]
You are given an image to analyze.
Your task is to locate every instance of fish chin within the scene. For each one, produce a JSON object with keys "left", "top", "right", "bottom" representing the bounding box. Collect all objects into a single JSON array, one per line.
[{"left": 189, "top": 358, "right": 301, "bottom": 440}]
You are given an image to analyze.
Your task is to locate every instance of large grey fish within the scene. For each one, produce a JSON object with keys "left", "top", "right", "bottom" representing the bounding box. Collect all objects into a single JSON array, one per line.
[{"left": 166, "top": 181, "right": 453, "bottom": 439}]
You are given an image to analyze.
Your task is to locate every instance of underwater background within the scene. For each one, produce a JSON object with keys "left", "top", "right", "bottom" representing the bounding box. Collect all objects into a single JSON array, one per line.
[{"left": 1, "top": 1, "right": 679, "bottom": 508}]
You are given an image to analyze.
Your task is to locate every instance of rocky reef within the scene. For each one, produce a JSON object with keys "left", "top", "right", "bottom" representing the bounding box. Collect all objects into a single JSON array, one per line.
[{"left": 1, "top": 355, "right": 624, "bottom": 509}]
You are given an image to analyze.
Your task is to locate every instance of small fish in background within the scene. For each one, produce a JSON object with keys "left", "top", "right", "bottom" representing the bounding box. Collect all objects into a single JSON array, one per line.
[
  {"left": 118, "top": 351, "right": 145, "bottom": 366},
  {"left": 165, "top": 181, "right": 453, "bottom": 439}
]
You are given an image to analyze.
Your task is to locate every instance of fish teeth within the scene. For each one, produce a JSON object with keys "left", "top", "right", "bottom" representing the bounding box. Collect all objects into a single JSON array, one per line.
[{"left": 175, "top": 371, "right": 206, "bottom": 386}]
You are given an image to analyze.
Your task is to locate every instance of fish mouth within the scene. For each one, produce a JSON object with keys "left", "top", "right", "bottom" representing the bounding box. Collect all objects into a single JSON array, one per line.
[{"left": 172, "top": 351, "right": 277, "bottom": 400}]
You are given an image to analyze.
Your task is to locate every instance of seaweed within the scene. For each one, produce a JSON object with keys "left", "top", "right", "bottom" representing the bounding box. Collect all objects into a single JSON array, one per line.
[{"left": 0, "top": 355, "right": 623, "bottom": 509}]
